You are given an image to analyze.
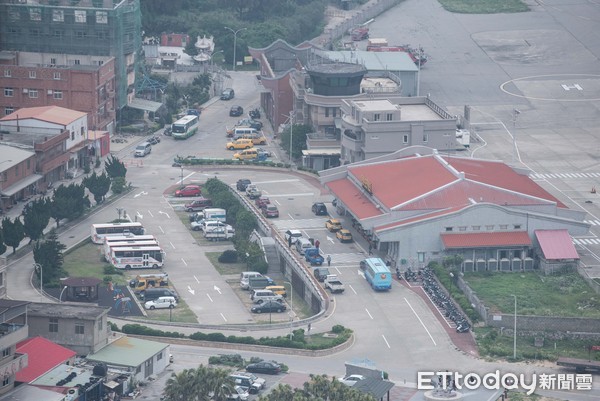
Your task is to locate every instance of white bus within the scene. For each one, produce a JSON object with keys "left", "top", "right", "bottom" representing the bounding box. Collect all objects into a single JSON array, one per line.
[
  {"left": 103, "top": 239, "right": 160, "bottom": 262},
  {"left": 172, "top": 115, "right": 199, "bottom": 140},
  {"left": 91, "top": 222, "right": 145, "bottom": 244},
  {"left": 108, "top": 245, "right": 166, "bottom": 270}
]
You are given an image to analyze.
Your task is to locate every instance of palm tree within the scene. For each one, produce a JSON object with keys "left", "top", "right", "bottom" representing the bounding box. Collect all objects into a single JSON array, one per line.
[
  {"left": 163, "top": 368, "right": 201, "bottom": 401},
  {"left": 206, "top": 367, "right": 236, "bottom": 401}
]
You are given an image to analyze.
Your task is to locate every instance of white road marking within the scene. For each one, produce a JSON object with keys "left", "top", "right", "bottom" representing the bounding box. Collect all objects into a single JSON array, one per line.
[
  {"left": 358, "top": 270, "right": 365, "bottom": 279},
  {"left": 181, "top": 258, "right": 187, "bottom": 266},
  {"left": 158, "top": 211, "right": 170, "bottom": 218},
  {"left": 194, "top": 275, "right": 200, "bottom": 283},
  {"left": 187, "top": 286, "right": 195, "bottom": 295},
  {"left": 404, "top": 297, "right": 437, "bottom": 346},
  {"left": 148, "top": 210, "right": 154, "bottom": 218},
  {"left": 206, "top": 293, "right": 213, "bottom": 302},
  {"left": 382, "top": 334, "right": 391, "bottom": 349},
  {"left": 275, "top": 200, "right": 281, "bottom": 205},
  {"left": 349, "top": 284, "right": 357, "bottom": 294},
  {"left": 220, "top": 313, "right": 227, "bottom": 322},
  {"left": 213, "top": 285, "right": 222, "bottom": 294},
  {"left": 136, "top": 211, "right": 143, "bottom": 219},
  {"left": 267, "top": 193, "right": 314, "bottom": 197},
  {"left": 169, "top": 241, "right": 175, "bottom": 249},
  {"left": 365, "top": 308, "right": 373, "bottom": 319}
]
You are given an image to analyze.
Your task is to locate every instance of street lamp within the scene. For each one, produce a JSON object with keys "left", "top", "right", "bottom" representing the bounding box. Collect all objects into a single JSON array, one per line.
[
  {"left": 511, "top": 294, "right": 517, "bottom": 359},
  {"left": 283, "top": 281, "right": 294, "bottom": 339},
  {"left": 224, "top": 26, "right": 247, "bottom": 71},
  {"left": 282, "top": 112, "right": 294, "bottom": 166},
  {"left": 34, "top": 263, "right": 43, "bottom": 302},
  {"left": 180, "top": 165, "right": 184, "bottom": 187},
  {"left": 59, "top": 285, "right": 68, "bottom": 303},
  {"left": 512, "top": 108, "right": 520, "bottom": 163}
]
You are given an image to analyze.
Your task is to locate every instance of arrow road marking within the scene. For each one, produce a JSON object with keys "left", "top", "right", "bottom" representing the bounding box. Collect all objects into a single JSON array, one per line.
[
  {"left": 136, "top": 211, "right": 143, "bottom": 219},
  {"left": 187, "top": 286, "right": 195, "bottom": 295},
  {"left": 158, "top": 211, "right": 170, "bottom": 219},
  {"left": 358, "top": 270, "right": 365, "bottom": 279},
  {"left": 134, "top": 191, "right": 148, "bottom": 198},
  {"left": 213, "top": 285, "right": 222, "bottom": 294},
  {"left": 327, "top": 236, "right": 335, "bottom": 243}
]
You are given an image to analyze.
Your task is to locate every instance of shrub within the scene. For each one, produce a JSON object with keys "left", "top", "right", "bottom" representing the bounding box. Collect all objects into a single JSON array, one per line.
[
  {"left": 103, "top": 265, "right": 123, "bottom": 275},
  {"left": 190, "top": 332, "right": 208, "bottom": 341},
  {"left": 206, "top": 332, "right": 227, "bottom": 342},
  {"left": 111, "top": 176, "right": 127, "bottom": 194},
  {"left": 331, "top": 325, "right": 346, "bottom": 334},
  {"left": 218, "top": 250, "right": 238, "bottom": 263}
]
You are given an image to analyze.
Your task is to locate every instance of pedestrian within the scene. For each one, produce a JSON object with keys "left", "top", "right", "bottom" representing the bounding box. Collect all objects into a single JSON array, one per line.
[
  {"left": 288, "top": 235, "right": 292, "bottom": 248},
  {"left": 368, "top": 242, "right": 372, "bottom": 255},
  {"left": 307, "top": 323, "right": 312, "bottom": 333},
  {"left": 327, "top": 255, "right": 331, "bottom": 267},
  {"left": 315, "top": 239, "right": 320, "bottom": 249}
]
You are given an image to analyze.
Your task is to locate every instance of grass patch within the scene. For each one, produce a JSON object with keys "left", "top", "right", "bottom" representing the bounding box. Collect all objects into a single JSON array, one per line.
[
  {"left": 463, "top": 271, "right": 600, "bottom": 317},
  {"left": 62, "top": 240, "right": 127, "bottom": 285},
  {"left": 205, "top": 251, "right": 246, "bottom": 275},
  {"left": 438, "top": 0, "right": 529, "bottom": 14},
  {"left": 143, "top": 299, "right": 198, "bottom": 324}
]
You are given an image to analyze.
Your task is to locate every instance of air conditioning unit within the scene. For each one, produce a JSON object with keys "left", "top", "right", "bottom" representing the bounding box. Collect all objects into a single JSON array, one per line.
[
  {"left": 47, "top": 90, "right": 53, "bottom": 95},
  {"left": 500, "top": 258, "right": 511, "bottom": 271},
  {"left": 523, "top": 257, "right": 534, "bottom": 271},
  {"left": 22, "top": 88, "right": 29, "bottom": 94},
  {"left": 462, "top": 259, "right": 474, "bottom": 272},
  {"left": 476, "top": 259, "right": 487, "bottom": 271},
  {"left": 487, "top": 258, "right": 498, "bottom": 271},
  {"left": 512, "top": 258, "right": 522, "bottom": 271}
]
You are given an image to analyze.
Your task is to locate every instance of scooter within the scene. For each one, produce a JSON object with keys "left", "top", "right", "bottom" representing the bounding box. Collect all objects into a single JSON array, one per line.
[{"left": 249, "top": 108, "right": 261, "bottom": 119}]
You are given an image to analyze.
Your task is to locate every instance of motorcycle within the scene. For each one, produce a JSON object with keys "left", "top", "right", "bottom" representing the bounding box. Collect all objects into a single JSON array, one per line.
[{"left": 249, "top": 108, "right": 261, "bottom": 119}]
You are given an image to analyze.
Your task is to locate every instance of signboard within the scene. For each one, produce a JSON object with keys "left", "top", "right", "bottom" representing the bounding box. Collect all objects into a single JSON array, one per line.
[
  {"left": 590, "top": 345, "right": 600, "bottom": 351},
  {"left": 361, "top": 176, "right": 373, "bottom": 195}
]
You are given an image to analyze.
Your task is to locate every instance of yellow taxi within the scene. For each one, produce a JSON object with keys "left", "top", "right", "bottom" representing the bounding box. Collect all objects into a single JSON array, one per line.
[
  {"left": 336, "top": 229, "right": 353, "bottom": 243},
  {"left": 233, "top": 149, "right": 259, "bottom": 160},
  {"left": 226, "top": 138, "right": 254, "bottom": 150},
  {"left": 265, "top": 285, "right": 287, "bottom": 298},
  {"left": 325, "top": 218, "right": 342, "bottom": 232}
]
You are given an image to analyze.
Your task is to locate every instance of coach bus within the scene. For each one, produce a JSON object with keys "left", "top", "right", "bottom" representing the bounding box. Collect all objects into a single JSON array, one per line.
[
  {"left": 108, "top": 245, "right": 166, "bottom": 270},
  {"left": 91, "top": 222, "right": 145, "bottom": 244},
  {"left": 171, "top": 115, "right": 199, "bottom": 139},
  {"left": 363, "top": 257, "right": 392, "bottom": 291},
  {"left": 103, "top": 239, "right": 160, "bottom": 261}
]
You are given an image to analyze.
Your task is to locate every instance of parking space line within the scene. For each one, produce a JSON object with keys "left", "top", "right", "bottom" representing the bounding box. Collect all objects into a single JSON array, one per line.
[
  {"left": 206, "top": 293, "right": 213, "bottom": 302},
  {"left": 181, "top": 258, "right": 187, "bottom": 266},
  {"left": 169, "top": 241, "right": 175, "bottom": 249},
  {"left": 220, "top": 313, "right": 227, "bottom": 322},
  {"left": 365, "top": 308, "right": 373, "bottom": 319},
  {"left": 348, "top": 284, "right": 357, "bottom": 294},
  {"left": 147, "top": 210, "right": 154, "bottom": 217},
  {"left": 382, "top": 334, "right": 391, "bottom": 349},
  {"left": 158, "top": 225, "right": 164, "bottom": 234},
  {"left": 404, "top": 297, "right": 437, "bottom": 346}
]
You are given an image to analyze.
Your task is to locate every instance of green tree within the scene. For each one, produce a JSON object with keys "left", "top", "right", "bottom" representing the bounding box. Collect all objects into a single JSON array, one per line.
[
  {"left": 83, "top": 171, "right": 112, "bottom": 204},
  {"left": 2, "top": 217, "right": 25, "bottom": 254},
  {"left": 22, "top": 197, "right": 51, "bottom": 243},
  {"left": 0, "top": 228, "right": 7, "bottom": 257},
  {"left": 50, "top": 184, "right": 78, "bottom": 227},
  {"left": 105, "top": 154, "right": 127, "bottom": 178},
  {"left": 111, "top": 176, "right": 128, "bottom": 194},
  {"left": 280, "top": 124, "right": 311, "bottom": 161},
  {"left": 33, "top": 229, "right": 66, "bottom": 287},
  {"left": 162, "top": 365, "right": 236, "bottom": 401}
]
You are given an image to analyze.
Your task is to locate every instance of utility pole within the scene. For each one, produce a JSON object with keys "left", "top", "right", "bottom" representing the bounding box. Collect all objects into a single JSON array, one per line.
[{"left": 224, "top": 27, "right": 247, "bottom": 71}]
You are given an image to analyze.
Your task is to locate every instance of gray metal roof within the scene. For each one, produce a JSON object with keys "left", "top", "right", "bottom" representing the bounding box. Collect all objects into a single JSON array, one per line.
[
  {"left": 318, "top": 50, "right": 418, "bottom": 72},
  {"left": 0, "top": 145, "right": 34, "bottom": 169},
  {"left": 353, "top": 377, "right": 395, "bottom": 399},
  {"left": 86, "top": 336, "right": 168, "bottom": 367},
  {"left": 27, "top": 302, "right": 110, "bottom": 320}
]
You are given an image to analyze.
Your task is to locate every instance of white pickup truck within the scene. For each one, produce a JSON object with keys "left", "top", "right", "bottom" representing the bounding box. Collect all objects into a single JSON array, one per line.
[{"left": 324, "top": 274, "right": 345, "bottom": 293}]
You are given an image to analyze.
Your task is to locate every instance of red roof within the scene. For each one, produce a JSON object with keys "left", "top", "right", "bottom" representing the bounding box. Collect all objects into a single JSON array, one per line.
[
  {"left": 535, "top": 229, "right": 579, "bottom": 260},
  {"left": 16, "top": 336, "right": 76, "bottom": 383},
  {"left": 441, "top": 231, "right": 532, "bottom": 249},
  {"left": 326, "top": 178, "right": 382, "bottom": 219}
]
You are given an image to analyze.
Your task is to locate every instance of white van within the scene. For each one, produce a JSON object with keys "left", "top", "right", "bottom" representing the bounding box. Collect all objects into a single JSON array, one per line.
[
  {"left": 201, "top": 220, "right": 229, "bottom": 233},
  {"left": 295, "top": 237, "right": 312, "bottom": 255},
  {"left": 203, "top": 208, "right": 226, "bottom": 222},
  {"left": 134, "top": 142, "right": 152, "bottom": 157},
  {"left": 240, "top": 271, "right": 262, "bottom": 290},
  {"left": 233, "top": 127, "right": 257, "bottom": 139},
  {"left": 251, "top": 289, "right": 284, "bottom": 304}
]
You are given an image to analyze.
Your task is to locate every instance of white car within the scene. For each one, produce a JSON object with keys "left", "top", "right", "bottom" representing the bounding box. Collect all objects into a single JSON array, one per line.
[
  {"left": 144, "top": 296, "right": 177, "bottom": 310},
  {"left": 338, "top": 374, "right": 365, "bottom": 386},
  {"left": 284, "top": 229, "right": 303, "bottom": 245}
]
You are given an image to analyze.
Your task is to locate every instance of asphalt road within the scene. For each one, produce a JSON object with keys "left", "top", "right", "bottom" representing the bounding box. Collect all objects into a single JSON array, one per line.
[{"left": 6, "top": 0, "right": 600, "bottom": 399}]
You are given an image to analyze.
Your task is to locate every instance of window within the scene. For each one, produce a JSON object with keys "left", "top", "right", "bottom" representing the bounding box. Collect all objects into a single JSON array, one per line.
[
  {"left": 8, "top": 28, "right": 19, "bottom": 35},
  {"left": 386, "top": 113, "right": 393, "bottom": 121},
  {"left": 28, "top": 89, "right": 38, "bottom": 98},
  {"left": 96, "top": 31, "right": 108, "bottom": 40},
  {"left": 2, "top": 348, "right": 10, "bottom": 357},
  {"left": 98, "top": 319, "right": 103, "bottom": 331},
  {"left": 53, "top": 30, "right": 64, "bottom": 38},
  {"left": 2, "top": 377, "right": 9, "bottom": 387},
  {"left": 5, "top": 107, "right": 14, "bottom": 116},
  {"left": 49, "top": 318, "right": 58, "bottom": 333},
  {"left": 26, "top": 159, "right": 30, "bottom": 169},
  {"left": 96, "top": 11, "right": 108, "bottom": 24},
  {"left": 500, "top": 224, "right": 508, "bottom": 230},
  {"left": 332, "top": 108, "right": 337, "bottom": 118},
  {"left": 29, "top": 71, "right": 36, "bottom": 79},
  {"left": 50, "top": 58, "right": 57, "bottom": 66},
  {"left": 14, "top": 165, "right": 19, "bottom": 177},
  {"left": 75, "top": 10, "right": 87, "bottom": 23},
  {"left": 71, "top": 131, "right": 75, "bottom": 141},
  {"left": 74, "top": 59, "right": 81, "bottom": 65},
  {"left": 30, "top": 29, "right": 41, "bottom": 37},
  {"left": 29, "top": 8, "right": 42, "bottom": 21},
  {"left": 0, "top": 272, "right": 3, "bottom": 287},
  {"left": 52, "top": 10, "right": 64, "bottom": 22},
  {"left": 418, "top": 252, "right": 425, "bottom": 263},
  {"left": 423, "top": 133, "right": 429, "bottom": 143},
  {"left": 53, "top": 91, "right": 63, "bottom": 100},
  {"left": 53, "top": 72, "right": 61, "bottom": 80},
  {"left": 402, "top": 134, "right": 408, "bottom": 144},
  {"left": 75, "top": 31, "right": 87, "bottom": 39},
  {"left": 157, "top": 351, "right": 163, "bottom": 361},
  {"left": 486, "top": 225, "right": 494, "bottom": 231},
  {"left": 458, "top": 226, "right": 467, "bottom": 231},
  {"left": 373, "top": 113, "right": 380, "bottom": 121},
  {"left": 514, "top": 224, "right": 522, "bottom": 229},
  {"left": 4, "top": 70, "right": 11, "bottom": 78},
  {"left": 9, "top": 9, "right": 20, "bottom": 21},
  {"left": 445, "top": 227, "right": 453, "bottom": 232},
  {"left": 4, "top": 88, "right": 13, "bottom": 97},
  {"left": 75, "top": 324, "right": 84, "bottom": 335},
  {"left": 472, "top": 225, "right": 481, "bottom": 231},
  {"left": 325, "top": 108, "right": 329, "bottom": 117}
]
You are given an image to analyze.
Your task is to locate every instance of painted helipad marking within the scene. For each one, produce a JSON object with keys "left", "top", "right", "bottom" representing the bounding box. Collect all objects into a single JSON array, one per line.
[{"left": 500, "top": 74, "right": 600, "bottom": 101}]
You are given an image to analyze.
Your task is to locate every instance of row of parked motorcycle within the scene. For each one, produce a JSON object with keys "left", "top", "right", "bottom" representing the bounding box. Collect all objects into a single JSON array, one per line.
[{"left": 402, "top": 267, "right": 471, "bottom": 333}]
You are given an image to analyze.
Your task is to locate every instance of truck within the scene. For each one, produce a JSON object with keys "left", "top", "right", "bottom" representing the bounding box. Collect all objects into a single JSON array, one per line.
[
  {"left": 556, "top": 357, "right": 600, "bottom": 373},
  {"left": 129, "top": 273, "right": 169, "bottom": 294},
  {"left": 324, "top": 275, "right": 345, "bottom": 293},
  {"left": 204, "top": 226, "right": 235, "bottom": 241},
  {"left": 305, "top": 247, "right": 324, "bottom": 266},
  {"left": 203, "top": 208, "right": 226, "bottom": 222},
  {"left": 351, "top": 27, "right": 369, "bottom": 41}
]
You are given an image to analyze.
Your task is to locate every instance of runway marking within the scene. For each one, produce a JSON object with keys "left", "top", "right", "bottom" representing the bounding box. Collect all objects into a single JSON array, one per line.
[
  {"left": 365, "top": 308, "right": 374, "bottom": 319},
  {"left": 404, "top": 297, "right": 437, "bottom": 346},
  {"left": 220, "top": 313, "right": 227, "bottom": 322},
  {"left": 349, "top": 284, "right": 357, "bottom": 294},
  {"left": 382, "top": 334, "right": 391, "bottom": 349}
]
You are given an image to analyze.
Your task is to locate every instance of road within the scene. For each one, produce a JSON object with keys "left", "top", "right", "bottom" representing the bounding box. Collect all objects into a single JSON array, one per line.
[{"left": 6, "top": 0, "right": 600, "bottom": 399}]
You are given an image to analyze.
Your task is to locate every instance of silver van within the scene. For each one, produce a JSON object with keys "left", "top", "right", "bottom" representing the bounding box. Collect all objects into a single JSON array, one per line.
[
  {"left": 233, "top": 127, "right": 257, "bottom": 139},
  {"left": 251, "top": 289, "right": 284, "bottom": 304},
  {"left": 295, "top": 237, "right": 312, "bottom": 255},
  {"left": 240, "top": 271, "right": 262, "bottom": 290},
  {"left": 134, "top": 142, "right": 152, "bottom": 157}
]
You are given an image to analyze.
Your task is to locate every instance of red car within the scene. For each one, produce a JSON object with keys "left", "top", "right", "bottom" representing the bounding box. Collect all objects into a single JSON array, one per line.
[
  {"left": 175, "top": 185, "right": 202, "bottom": 197},
  {"left": 262, "top": 205, "right": 279, "bottom": 218},
  {"left": 255, "top": 197, "right": 270, "bottom": 209},
  {"left": 184, "top": 197, "right": 212, "bottom": 212}
]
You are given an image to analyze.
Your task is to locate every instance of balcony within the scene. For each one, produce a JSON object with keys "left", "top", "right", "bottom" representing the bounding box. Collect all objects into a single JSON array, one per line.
[
  {"left": 0, "top": 324, "right": 27, "bottom": 350},
  {"left": 341, "top": 130, "right": 363, "bottom": 153}
]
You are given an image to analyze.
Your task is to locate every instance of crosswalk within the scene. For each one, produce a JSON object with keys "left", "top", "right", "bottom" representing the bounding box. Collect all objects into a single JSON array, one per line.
[
  {"left": 573, "top": 238, "right": 600, "bottom": 245},
  {"left": 327, "top": 252, "right": 367, "bottom": 265},
  {"left": 272, "top": 218, "right": 327, "bottom": 231},
  {"left": 585, "top": 220, "right": 600, "bottom": 226},
  {"left": 531, "top": 172, "right": 600, "bottom": 180}
]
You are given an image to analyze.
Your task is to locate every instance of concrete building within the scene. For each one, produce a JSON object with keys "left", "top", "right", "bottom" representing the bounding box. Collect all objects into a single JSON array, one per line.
[
  {"left": 0, "top": 51, "right": 116, "bottom": 133},
  {"left": 320, "top": 147, "right": 589, "bottom": 271},
  {"left": 0, "top": 145, "right": 39, "bottom": 212},
  {"left": 0, "top": 106, "right": 90, "bottom": 177},
  {"left": 339, "top": 96, "right": 458, "bottom": 164},
  {"left": 26, "top": 303, "right": 111, "bottom": 356},
  {"left": 0, "top": 0, "right": 142, "bottom": 110},
  {"left": 0, "top": 300, "right": 30, "bottom": 396}
]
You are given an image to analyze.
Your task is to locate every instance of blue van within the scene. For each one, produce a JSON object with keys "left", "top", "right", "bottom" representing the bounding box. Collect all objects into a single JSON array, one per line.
[{"left": 363, "top": 258, "right": 392, "bottom": 291}]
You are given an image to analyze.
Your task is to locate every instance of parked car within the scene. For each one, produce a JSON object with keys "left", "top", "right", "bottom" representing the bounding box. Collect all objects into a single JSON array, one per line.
[
  {"left": 185, "top": 198, "right": 212, "bottom": 212},
  {"left": 312, "top": 202, "right": 328, "bottom": 216},
  {"left": 255, "top": 197, "right": 270, "bottom": 208},
  {"left": 233, "top": 372, "right": 266, "bottom": 389},
  {"left": 336, "top": 229, "right": 353, "bottom": 243},
  {"left": 144, "top": 296, "right": 177, "bottom": 310},
  {"left": 265, "top": 285, "right": 287, "bottom": 298},
  {"left": 262, "top": 205, "right": 279, "bottom": 218},
  {"left": 313, "top": 267, "right": 331, "bottom": 282},
  {"left": 338, "top": 374, "right": 365, "bottom": 387},
  {"left": 221, "top": 88, "right": 235, "bottom": 100},
  {"left": 237, "top": 179, "right": 251, "bottom": 191},
  {"left": 251, "top": 300, "right": 287, "bottom": 314},
  {"left": 255, "top": 148, "right": 272, "bottom": 158},
  {"left": 245, "top": 361, "right": 282, "bottom": 375},
  {"left": 230, "top": 105, "right": 244, "bottom": 117},
  {"left": 175, "top": 185, "right": 202, "bottom": 197},
  {"left": 237, "top": 118, "right": 263, "bottom": 130},
  {"left": 247, "top": 187, "right": 262, "bottom": 199},
  {"left": 284, "top": 229, "right": 303, "bottom": 245},
  {"left": 325, "top": 218, "right": 343, "bottom": 232},
  {"left": 227, "top": 138, "right": 254, "bottom": 150}
]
